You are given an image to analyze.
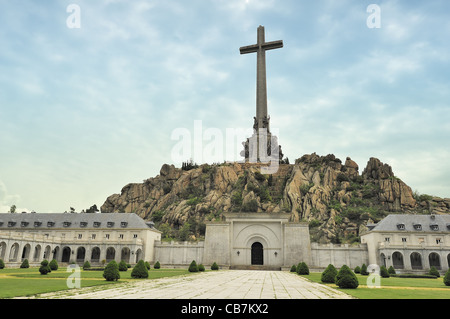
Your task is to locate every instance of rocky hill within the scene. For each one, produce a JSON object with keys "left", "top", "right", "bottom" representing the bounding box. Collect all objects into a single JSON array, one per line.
[{"left": 101, "top": 153, "right": 450, "bottom": 243}]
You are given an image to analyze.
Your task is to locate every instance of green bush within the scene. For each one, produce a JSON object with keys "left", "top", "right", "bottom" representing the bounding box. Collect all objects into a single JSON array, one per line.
[
  {"left": 354, "top": 266, "right": 360, "bottom": 274},
  {"left": 0, "top": 259, "right": 4, "bottom": 269},
  {"left": 380, "top": 266, "right": 390, "bottom": 278},
  {"left": 296, "top": 262, "right": 309, "bottom": 275},
  {"left": 144, "top": 261, "right": 151, "bottom": 270},
  {"left": 429, "top": 266, "right": 440, "bottom": 278},
  {"left": 131, "top": 260, "right": 149, "bottom": 279},
  {"left": 154, "top": 261, "right": 161, "bottom": 269},
  {"left": 444, "top": 269, "right": 450, "bottom": 286},
  {"left": 390, "top": 274, "right": 437, "bottom": 279},
  {"left": 198, "top": 264, "right": 205, "bottom": 272},
  {"left": 211, "top": 262, "right": 219, "bottom": 270},
  {"left": 189, "top": 260, "right": 199, "bottom": 272},
  {"left": 388, "top": 266, "right": 396, "bottom": 275},
  {"left": 321, "top": 264, "right": 337, "bottom": 283},
  {"left": 20, "top": 259, "right": 29, "bottom": 269},
  {"left": 118, "top": 260, "right": 128, "bottom": 272},
  {"left": 49, "top": 259, "right": 59, "bottom": 271},
  {"left": 360, "top": 264, "right": 369, "bottom": 275},
  {"left": 290, "top": 265, "right": 297, "bottom": 273},
  {"left": 83, "top": 261, "right": 91, "bottom": 270},
  {"left": 39, "top": 260, "right": 51, "bottom": 275},
  {"left": 103, "top": 260, "right": 120, "bottom": 281},
  {"left": 336, "top": 265, "right": 359, "bottom": 289}
]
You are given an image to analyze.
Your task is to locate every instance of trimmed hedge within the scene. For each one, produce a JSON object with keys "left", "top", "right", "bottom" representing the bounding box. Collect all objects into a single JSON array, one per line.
[
  {"left": 290, "top": 265, "right": 297, "bottom": 273},
  {"left": 39, "top": 260, "right": 51, "bottom": 275},
  {"left": 49, "top": 259, "right": 59, "bottom": 271},
  {"left": 118, "top": 260, "right": 128, "bottom": 272},
  {"left": 296, "top": 262, "right": 309, "bottom": 275},
  {"left": 390, "top": 274, "right": 437, "bottom": 279},
  {"left": 154, "top": 261, "right": 161, "bottom": 269},
  {"left": 336, "top": 265, "right": 359, "bottom": 289},
  {"left": 103, "top": 260, "right": 120, "bottom": 281},
  {"left": 20, "top": 259, "right": 29, "bottom": 269},
  {"left": 321, "top": 264, "right": 337, "bottom": 283},
  {"left": 444, "top": 269, "right": 450, "bottom": 286},
  {"left": 189, "top": 260, "right": 199, "bottom": 273},
  {"left": 211, "top": 262, "right": 219, "bottom": 271},
  {"left": 0, "top": 259, "right": 4, "bottom": 269},
  {"left": 429, "top": 266, "right": 440, "bottom": 278},
  {"left": 380, "top": 266, "right": 390, "bottom": 278},
  {"left": 131, "top": 260, "right": 149, "bottom": 279}
]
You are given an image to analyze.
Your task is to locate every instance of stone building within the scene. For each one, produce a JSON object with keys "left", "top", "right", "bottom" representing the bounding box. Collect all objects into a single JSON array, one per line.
[
  {"left": 361, "top": 214, "right": 450, "bottom": 273},
  {"left": 0, "top": 212, "right": 161, "bottom": 267}
]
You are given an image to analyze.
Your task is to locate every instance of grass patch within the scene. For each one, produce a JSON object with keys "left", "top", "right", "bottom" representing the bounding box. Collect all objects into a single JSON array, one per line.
[
  {"left": 299, "top": 272, "right": 450, "bottom": 299},
  {"left": 0, "top": 267, "right": 191, "bottom": 298}
]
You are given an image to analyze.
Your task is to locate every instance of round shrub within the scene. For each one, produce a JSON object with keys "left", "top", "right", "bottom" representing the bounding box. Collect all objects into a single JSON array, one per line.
[
  {"left": 444, "top": 269, "right": 450, "bottom": 286},
  {"left": 154, "top": 261, "right": 161, "bottom": 269},
  {"left": 380, "top": 266, "right": 390, "bottom": 278},
  {"left": 144, "top": 261, "right": 151, "bottom": 270},
  {"left": 211, "top": 262, "right": 219, "bottom": 271},
  {"left": 20, "top": 259, "right": 29, "bottom": 269},
  {"left": 118, "top": 260, "right": 128, "bottom": 272},
  {"left": 103, "top": 260, "right": 120, "bottom": 281},
  {"left": 354, "top": 266, "right": 360, "bottom": 274},
  {"left": 49, "top": 259, "right": 59, "bottom": 271},
  {"left": 388, "top": 266, "right": 396, "bottom": 275},
  {"left": 0, "top": 259, "right": 4, "bottom": 269},
  {"left": 131, "top": 260, "right": 149, "bottom": 279},
  {"left": 360, "top": 264, "right": 369, "bottom": 275},
  {"left": 39, "top": 260, "right": 51, "bottom": 275},
  {"left": 189, "top": 260, "right": 199, "bottom": 273},
  {"left": 321, "top": 264, "right": 337, "bottom": 283},
  {"left": 336, "top": 265, "right": 359, "bottom": 289},
  {"left": 290, "top": 265, "right": 297, "bottom": 273},
  {"left": 296, "top": 262, "right": 309, "bottom": 275},
  {"left": 429, "top": 266, "right": 440, "bottom": 278},
  {"left": 198, "top": 264, "right": 205, "bottom": 272},
  {"left": 83, "top": 260, "right": 91, "bottom": 270}
]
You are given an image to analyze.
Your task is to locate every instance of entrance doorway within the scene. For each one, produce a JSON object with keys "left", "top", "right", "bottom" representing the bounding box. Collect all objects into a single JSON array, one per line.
[{"left": 251, "top": 242, "right": 263, "bottom": 265}]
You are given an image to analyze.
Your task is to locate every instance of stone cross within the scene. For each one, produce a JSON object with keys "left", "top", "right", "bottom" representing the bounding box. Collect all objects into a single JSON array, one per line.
[{"left": 240, "top": 25, "right": 283, "bottom": 132}]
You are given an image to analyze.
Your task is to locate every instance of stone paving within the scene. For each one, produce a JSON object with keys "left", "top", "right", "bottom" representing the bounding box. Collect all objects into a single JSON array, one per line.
[{"left": 30, "top": 270, "right": 353, "bottom": 299}]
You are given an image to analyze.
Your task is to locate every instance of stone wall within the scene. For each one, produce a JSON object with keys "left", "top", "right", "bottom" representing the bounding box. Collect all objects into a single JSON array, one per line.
[
  {"left": 310, "top": 242, "right": 369, "bottom": 270},
  {"left": 154, "top": 241, "right": 204, "bottom": 266}
]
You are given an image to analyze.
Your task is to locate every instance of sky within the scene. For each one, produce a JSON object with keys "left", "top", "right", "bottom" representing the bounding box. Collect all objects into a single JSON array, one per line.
[{"left": 0, "top": 0, "right": 449, "bottom": 214}]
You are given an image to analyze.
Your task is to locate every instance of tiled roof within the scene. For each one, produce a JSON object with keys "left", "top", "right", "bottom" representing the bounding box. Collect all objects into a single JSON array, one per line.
[
  {"left": 370, "top": 214, "right": 450, "bottom": 232},
  {"left": 0, "top": 212, "right": 155, "bottom": 230}
]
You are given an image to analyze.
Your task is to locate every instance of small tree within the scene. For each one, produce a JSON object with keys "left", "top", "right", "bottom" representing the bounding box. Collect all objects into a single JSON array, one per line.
[
  {"left": 290, "top": 265, "right": 297, "bottom": 273},
  {"left": 336, "top": 265, "right": 359, "bottom": 289},
  {"left": 380, "top": 266, "right": 390, "bottom": 278},
  {"left": 388, "top": 266, "right": 396, "bottom": 275},
  {"left": 39, "top": 260, "right": 51, "bottom": 275},
  {"left": 154, "top": 261, "right": 161, "bottom": 269},
  {"left": 83, "top": 261, "right": 91, "bottom": 270},
  {"left": 20, "top": 259, "right": 29, "bottom": 269},
  {"left": 354, "top": 266, "right": 361, "bottom": 274},
  {"left": 189, "top": 260, "right": 199, "bottom": 273},
  {"left": 0, "top": 259, "right": 4, "bottom": 269},
  {"left": 296, "top": 262, "right": 309, "bottom": 275},
  {"left": 131, "top": 260, "right": 149, "bottom": 279},
  {"left": 211, "top": 262, "right": 219, "bottom": 271},
  {"left": 49, "top": 259, "right": 59, "bottom": 271},
  {"left": 198, "top": 264, "right": 205, "bottom": 272},
  {"left": 103, "top": 260, "right": 120, "bottom": 281},
  {"left": 118, "top": 260, "right": 128, "bottom": 272},
  {"left": 321, "top": 264, "right": 338, "bottom": 283},
  {"left": 144, "top": 261, "right": 151, "bottom": 270},
  {"left": 429, "top": 266, "right": 440, "bottom": 278},
  {"left": 360, "top": 264, "right": 369, "bottom": 275},
  {"left": 444, "top": 269, "right": 450, "bottom": 286}
]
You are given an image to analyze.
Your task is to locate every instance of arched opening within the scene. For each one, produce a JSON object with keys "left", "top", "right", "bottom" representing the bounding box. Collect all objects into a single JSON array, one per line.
[
  {"left": 9, "top": 243, "right": 19, "bottom": 262},
  {"left": 0, "top": 242, "right": 6, "bottom": 260},
  {"left": 121, "top": 247, "right": 130, "bottom": 263},
  {"left": 392, "top": 251, "right": 404, "bottom": 269},
  {"left": 106, "top": 247, "right": 115, "bottom": 262},
  {"left": 135, "top": 249, "right": 142, "bottom": 263},
  {"left": 21, "top": 244, "right": 31, "bottom": 261},
  {"left": 410, "top": 252, "right": 423, "bottom": 270},
  {"left": 62, "top": 247, "right": 71, "bottom": 263},
  {"left": 447, "top": 253, "right": 450, "bottom": 269},
  {"left": 380, "top": 253, "right": 386, "bottom": 267},
  {"left": 76, "top": 247, "right": 86, "bottom": 262},
  {"left": 251, "top": 242, "right": 264, "bottom": 265},
  {"left": 43, "top": 245, "right": 51, "bottom": 260},
  {"left": 91, "top": 247, "right": 100, "bottom": 263},
  {"left": 33, "top": 245, "right": 42, "bottom": 262},
  {"left": 52, "top": 246, "right": 60, "bottom": 261},
  {"left": 429, "top": 252, "right": 441, "bottom": 270}
]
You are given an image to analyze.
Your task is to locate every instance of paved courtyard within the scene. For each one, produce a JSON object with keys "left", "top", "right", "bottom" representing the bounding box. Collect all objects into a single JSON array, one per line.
[{"left": 31, "top": 270, "right": 353, "bottom": 299}]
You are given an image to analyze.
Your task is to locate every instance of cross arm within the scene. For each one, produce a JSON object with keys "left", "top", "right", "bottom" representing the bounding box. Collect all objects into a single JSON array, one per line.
[
  {"left": 240, "top": 44, "right": 259, "bottom": 54},
  {"left": 262, "top": 40, "right": 283, "bottom": 51}
]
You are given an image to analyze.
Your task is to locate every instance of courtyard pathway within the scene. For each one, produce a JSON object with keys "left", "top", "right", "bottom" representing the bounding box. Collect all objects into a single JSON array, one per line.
[{"left": 29, "top": 270, "right": 353, "bottom": 299}]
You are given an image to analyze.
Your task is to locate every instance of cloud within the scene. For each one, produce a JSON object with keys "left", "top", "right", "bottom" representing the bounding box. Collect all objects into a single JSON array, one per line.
[{"left": 0, "top": 180, "right": 26, "bottom": 213}]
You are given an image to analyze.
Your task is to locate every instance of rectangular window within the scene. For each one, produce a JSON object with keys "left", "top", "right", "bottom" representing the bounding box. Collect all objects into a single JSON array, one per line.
[
  {"left": 119, "top": 234, "right": 124, "bottom": 239},
  {"left": 436, "top": 238, "right": 442, "bottom": 244},
  {"left": 92, "top": 234, "right": 96, "bottom": 240},
  {"left": 105, "top": 234, "right": 110, "bottom": 239},
  {"left": 385, "top": 237, "right": 390, "bottom": 242},
  {"left": 402, "top": 238, "right": 407, "bottom": 242},
  {"left": 78, "top": 234, "right": 82, "bottom": 239},
  {"left": 133, "top": 234, "right": 138, "bottom": 238}
]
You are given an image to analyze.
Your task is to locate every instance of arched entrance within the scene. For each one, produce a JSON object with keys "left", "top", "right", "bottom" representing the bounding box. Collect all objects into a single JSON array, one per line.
[
  {"left": 251, "top": 242, "right": 263, "bottom": 265},
  {"left": 62, "top": 247, "right": 71, "bottom": 263}
]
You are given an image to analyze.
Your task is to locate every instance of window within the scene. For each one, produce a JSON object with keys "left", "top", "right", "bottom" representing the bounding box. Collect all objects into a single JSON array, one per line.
[
  {"left": 430, "top": 224, "right": 439, "bottom": 231},
  {"left": 107, "top": 222, "right": 114, "bottom": 228},
  {"left": 120, "top": 222, "right": 128, "bottom": 228},
  {"left": 34, "top": 221, "right": 42, "bottom": 227},
  {"left": 436, "top": 238, "right": 442, "bottom": 244},
  {"left": 63, "top": 221, "right": 71, "bottom": 227},
  {"left": 413, "top": 224, "right": 422, "bottom": 231},
  {"left": 80, "top": 222, "right": 87, "bottom": 228},
  {"left": 93, "top": 222, "right": 101, "bottom": 228},
  {"left": 105, "top": 234, "right": 110, "bottom": 239},
  {"left": 402, "top": 238, "right": 407, "bottom": 242},
  {"left": 78, "top": 234, "right": 82, "bottom": 239},
  {"left": 119, "top": 234, "right": 124, "bottom": 239},
  {"left": 7, "top": 221, "right": 16, "bottom": 227},
  {"left": 385, "top": 237, "right": 390, "bottom": 242},
  {"left": 92, "top": 234, "right": 96, "bottom": 240},
  {"left": 397, "top": 223, "right": 405, "bottom": 230},
  {"left": 21, "top": 221, "right": 29, "bottom": 227},
  {"left": 47, "top": 221, "right": 55, "bottom": 227},
  {"left": 133, "top": 234, "right": 138, "bottom": 238}
]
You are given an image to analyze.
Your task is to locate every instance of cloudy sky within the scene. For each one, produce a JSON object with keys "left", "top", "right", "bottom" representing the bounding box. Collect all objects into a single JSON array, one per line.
[{"left": 0, "top": 0, "right": 449, "bottom": 214}]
